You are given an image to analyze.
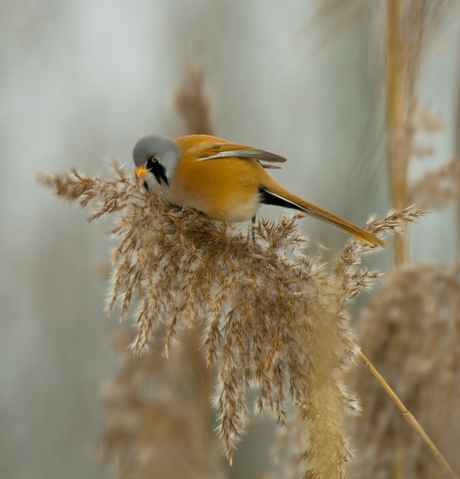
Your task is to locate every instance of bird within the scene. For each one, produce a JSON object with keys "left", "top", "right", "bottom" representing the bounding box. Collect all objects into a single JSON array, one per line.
[{"left": 133, "top": 134, "right": 387, "bottom": 247}]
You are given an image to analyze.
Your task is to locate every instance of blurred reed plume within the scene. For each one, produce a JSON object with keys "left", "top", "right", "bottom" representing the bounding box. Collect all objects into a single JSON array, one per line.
[
  {"left": 175, "top": 59, "right": 214, "bottom": 136},
  {"left": 37, "top": 160, "right": 421, "bottom": 478},
  {"left": 407, "top": 103, "right": 460, "bottom": 210},
  {"left": 389, "top": 99, "right": 460, "bottom": 213},
  {"left": 99, "top": 325, "right": 224, "bottom": 479},
  {"left": 262, "top": 415, "right": 310, "bottom": 479},
  {"left": 349, "top": 264, "right": 460, "bottom": 478}
]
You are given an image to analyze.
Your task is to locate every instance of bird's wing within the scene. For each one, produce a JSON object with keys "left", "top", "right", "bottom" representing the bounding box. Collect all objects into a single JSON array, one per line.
[{"left": 196, "top": 143, "right": 287, "bottom": 164}]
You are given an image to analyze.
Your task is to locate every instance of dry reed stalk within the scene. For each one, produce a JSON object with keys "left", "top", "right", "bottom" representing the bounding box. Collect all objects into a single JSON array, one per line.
[
  {"left": 349, "top": 264, "right": 460, "bottom": 479},
  {"left": 386, "top": 0, "right": 454, "bottom": 264},
  {"left": 316, "top": 0, "right": 455, "bottom": 263},
  {"left": 307, "top": 3, "right": 460, "bottom": 476},
  {"left": 358, "top": 350, "right": 459, "bottom": 479},
  {"left": 387, "top": 0, "right": 410, "bottom": 265},
  {"left": 37, "top": 161, "right": 421, "bottom": 478}
]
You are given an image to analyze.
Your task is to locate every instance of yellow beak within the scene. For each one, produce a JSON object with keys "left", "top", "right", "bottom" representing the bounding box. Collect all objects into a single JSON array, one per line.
[{"left": 137, "top": 167, "right": 148, "bottom": 178}]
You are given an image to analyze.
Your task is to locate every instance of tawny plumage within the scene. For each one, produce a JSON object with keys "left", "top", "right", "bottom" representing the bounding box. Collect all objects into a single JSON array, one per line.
[{"left": 133, "top": 134, "right": 387, "bottom": 247}]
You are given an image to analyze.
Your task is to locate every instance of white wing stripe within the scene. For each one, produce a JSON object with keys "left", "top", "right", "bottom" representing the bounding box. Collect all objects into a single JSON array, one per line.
[{"left": 197, "top": 149, "right": 286, "bottom": 163}]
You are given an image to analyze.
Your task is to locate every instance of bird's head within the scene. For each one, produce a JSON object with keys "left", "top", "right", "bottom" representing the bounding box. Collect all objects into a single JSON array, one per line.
[{"left": 133, "top": 135, "right": 181, "bottom": 191}]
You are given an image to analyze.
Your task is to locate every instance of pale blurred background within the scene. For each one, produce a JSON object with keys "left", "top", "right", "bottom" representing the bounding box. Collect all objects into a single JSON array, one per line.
[{"left": 1, "top": 1, "right": 459, "bottom": 478}]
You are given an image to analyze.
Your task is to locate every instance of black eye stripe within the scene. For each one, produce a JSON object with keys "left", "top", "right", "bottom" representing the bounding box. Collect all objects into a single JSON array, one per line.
[{"left": 146, "top": 157, "right": 158, "bottom": 170}]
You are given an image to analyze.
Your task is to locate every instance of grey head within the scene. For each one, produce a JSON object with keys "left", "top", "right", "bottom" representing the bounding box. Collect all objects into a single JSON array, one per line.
[{"left": 133, "top": 135, "right": 181, "bottom": 189}]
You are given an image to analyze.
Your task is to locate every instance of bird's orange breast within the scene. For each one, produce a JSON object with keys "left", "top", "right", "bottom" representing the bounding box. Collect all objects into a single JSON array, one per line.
[{"left": 166, "top": 136, "right": 265, "bottom": 221}]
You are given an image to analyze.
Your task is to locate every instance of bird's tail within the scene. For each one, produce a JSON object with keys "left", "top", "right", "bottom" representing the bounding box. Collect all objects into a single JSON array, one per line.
[{"left": 260, "top": 186, "right": 388, "bottom": 248}]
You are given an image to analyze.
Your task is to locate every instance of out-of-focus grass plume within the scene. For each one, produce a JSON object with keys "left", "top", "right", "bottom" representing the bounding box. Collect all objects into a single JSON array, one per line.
[
  {"left": 349, "top": 264, "right": 460, "bottom": 478},
  {"left": 175, "top": 60, "right": 214, "bottom": 136},
  {"left": 98, "top": 325, "right": 223, "bottom": 479}
]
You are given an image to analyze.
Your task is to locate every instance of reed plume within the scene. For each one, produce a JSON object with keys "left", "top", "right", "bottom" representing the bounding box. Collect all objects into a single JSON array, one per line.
[{"left": 38, "top": 160, "right": 420, "bottom": 478}]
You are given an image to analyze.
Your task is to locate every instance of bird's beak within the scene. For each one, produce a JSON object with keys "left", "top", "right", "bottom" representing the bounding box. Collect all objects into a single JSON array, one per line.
[{"left": 137, "top": 167, "right": 148, "bottom": 178}]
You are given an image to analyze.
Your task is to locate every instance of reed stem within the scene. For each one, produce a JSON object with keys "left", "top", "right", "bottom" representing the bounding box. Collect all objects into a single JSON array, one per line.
[
  {"left": 358, "top": 350, "right": 459, "bottom": 479},
  {"left": 387, "top": 0, "right": 409, "bottom": 265}
]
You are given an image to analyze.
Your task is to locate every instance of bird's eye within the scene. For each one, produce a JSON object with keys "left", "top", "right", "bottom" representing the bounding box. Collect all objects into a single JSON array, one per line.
[{"left": 146, "top": 157, "right": 158, "bottom": 170}]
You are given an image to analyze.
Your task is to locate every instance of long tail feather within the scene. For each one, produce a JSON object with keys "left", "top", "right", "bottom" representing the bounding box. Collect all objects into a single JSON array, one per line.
[{"left": 260, "top": 188, "right": 388, "bottom": 248}]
